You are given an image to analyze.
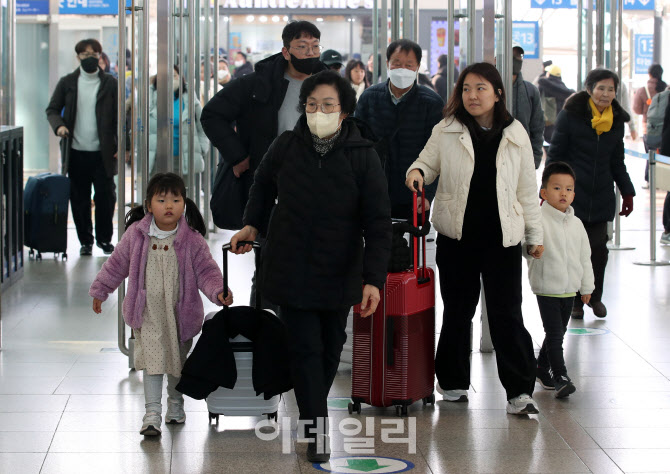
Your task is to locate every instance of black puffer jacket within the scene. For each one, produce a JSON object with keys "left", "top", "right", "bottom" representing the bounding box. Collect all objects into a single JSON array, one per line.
[
  {"left": 547, "top": 91, "right": 635, "bottom": 224},
  {"left": 243, "top": 117, "right": 392, "bottom": 310}
]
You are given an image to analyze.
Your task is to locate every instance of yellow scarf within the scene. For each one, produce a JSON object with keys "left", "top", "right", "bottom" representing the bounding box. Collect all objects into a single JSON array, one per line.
[{"left": 589, "top": 98, "right": 614, "bottom": 135}]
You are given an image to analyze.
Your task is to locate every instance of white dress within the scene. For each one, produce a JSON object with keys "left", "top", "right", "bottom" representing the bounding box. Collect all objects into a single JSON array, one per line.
[{"left": 134, "top": 234, "right": 192, "bottom": 377}]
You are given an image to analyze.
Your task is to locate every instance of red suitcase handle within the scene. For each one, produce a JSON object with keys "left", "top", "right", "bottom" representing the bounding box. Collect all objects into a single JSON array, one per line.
[{"left": 412, "top": 184, "right": 429, "bottom": 284}]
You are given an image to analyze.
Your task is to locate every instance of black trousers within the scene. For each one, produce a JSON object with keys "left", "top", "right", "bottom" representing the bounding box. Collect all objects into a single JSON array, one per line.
[
  {"left": 434, "top": 234, "right": 536, "bottom": 400},
  {"left": 68, "top": 149, "right": 116, "bottom": 246},
  {"left": 280, "top": 306, "right": 349, "bottom": 437},
  {"left": 663, "top": 193, "right": 670, "bottom": 234},
  {"left": 536, "top": 296, "right": 573, "bottom": 378},
  {"left": 574, "top": 221, "right": 608, "bottom": 307}
]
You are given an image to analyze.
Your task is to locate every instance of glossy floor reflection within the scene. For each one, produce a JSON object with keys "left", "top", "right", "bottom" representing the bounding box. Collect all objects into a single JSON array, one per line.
[{"left": 2, "top": 160, "right": 670, "bottom": 473}]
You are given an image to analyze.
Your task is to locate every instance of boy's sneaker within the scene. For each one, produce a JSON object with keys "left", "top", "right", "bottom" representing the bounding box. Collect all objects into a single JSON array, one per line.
[
  {"left": 140, "top": 412, "right": 162, "bottom": 436},
  {"left": 536, "top": 367, "right": 555, "bottom": 390},
  {"left": 554, "top": 375, "right": 576, "bottom": 399},
  {"left": 506, "top": 394, "right": 539, "bottom": 415},
  {"left": 437, "top": 383, "right": 468, "bottom": 402},
  {"left": 166, "top": 400, "right": 186, "bottom": 424},
  {"left": 661, "top": 232, "right": 670, "bottom": 245}
]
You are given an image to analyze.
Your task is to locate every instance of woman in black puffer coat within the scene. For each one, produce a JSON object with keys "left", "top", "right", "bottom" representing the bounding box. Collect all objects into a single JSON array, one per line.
[
  {"left": 547, "top": 68, "right": 635, "bottom": 320},
  {"left": 230, "top": 71, "right": 392, "bottom": 463}
]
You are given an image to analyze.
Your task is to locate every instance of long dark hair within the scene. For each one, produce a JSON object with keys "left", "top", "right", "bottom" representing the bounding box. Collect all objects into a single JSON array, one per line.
[
  {"left": 444, "top": 62, "right": 512, "bottom": 141},
  {"left": 345, "top": 59, "right": 369, "bottom": 88},
  {"left": 125, "top": 173, "right": 207, "bottom": 236},
  {"left": 649, "top": 64, "right": 667, "bottom": 93}
]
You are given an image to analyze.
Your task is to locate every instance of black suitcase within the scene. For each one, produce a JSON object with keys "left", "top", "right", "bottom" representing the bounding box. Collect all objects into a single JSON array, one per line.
[{"left": 24, "top": 173, "right": 70, "bottom": 260}]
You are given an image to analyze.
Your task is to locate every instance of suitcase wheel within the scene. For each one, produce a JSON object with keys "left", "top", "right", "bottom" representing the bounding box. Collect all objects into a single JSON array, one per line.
[
  {"left": 423, "top": 394, "right": 436, "bottom": 406},
  {"left": 62, "top": 253, "right": 68, "bottom": 261},
  {"left": 208, "top": 412, "right": 219, "bottom": 423},
  {"left": 395, "top": 405, "right": 408, "bottom": 417},
  {"left": 36, "top": 252, "right": 42, "bottom": 261},
  {"left": 348, "top": 401, "right": 361, "bottom": 415},
  {"left": 266, "top": 412, "right": 278, "bottom": 422},
  {"left": 29, "top": 249, "right": 35, "bottom": 260}
]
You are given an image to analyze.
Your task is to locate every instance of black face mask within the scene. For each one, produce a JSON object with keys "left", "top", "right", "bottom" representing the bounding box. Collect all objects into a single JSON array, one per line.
[
  {"left": 290, "top": 54, "right": 320, "bottom": 75},
  {"left": 81, "top": 57, "right": 99, "bottom": 74},
  {"left": 512, "top": 58, "right": 523, "bottom": 76}
]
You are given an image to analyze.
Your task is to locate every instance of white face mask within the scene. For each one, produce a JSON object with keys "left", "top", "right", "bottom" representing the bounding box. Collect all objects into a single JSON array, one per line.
[
  {"left": 173, "top": 78, "right": 181, "bottom": 92},
  {"left": 387, "top": 67, "right": 417, "bottom": 89},
  {"left": 217, "top": 69, "right": 229, "bottom": 81},
  {"left": 234, "top": 60, "right": 244, "bottom": 67},
  {"left": 306, "top": 111, "right": 343, "bottom": 139}
]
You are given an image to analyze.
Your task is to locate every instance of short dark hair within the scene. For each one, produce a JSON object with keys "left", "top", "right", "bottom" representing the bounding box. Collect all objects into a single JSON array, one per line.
[
  {"left": 386, "top": 39, "right": 422, "bottom": 64},
  {"left": 445, "top": 62, "right": 512, "bottom": 141},
  {"left": 75, "top": 39, "right": 102, "bottom": 55},
  {"left": 236, "top": 51, "right": 247, "bottom": 61},
  {"left": 298, "top": 70, "right": 357, "bottom": 115},
  {"left": 282, "top": 21, "right": 321, "bottom": 49},
  {"left": 584, "top": 68, "right": 619, "bottom": 94},
  {"left": 541, "top": 161, "right": 576, "bottom": 189},
  {"left": 437, "top": 54, "right": 449, "bottom": 68}
]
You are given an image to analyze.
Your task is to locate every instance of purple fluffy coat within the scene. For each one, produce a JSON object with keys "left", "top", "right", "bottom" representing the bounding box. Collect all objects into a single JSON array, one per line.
[{"left": 89, "top": 213, "right": 224, "bottom": 343}]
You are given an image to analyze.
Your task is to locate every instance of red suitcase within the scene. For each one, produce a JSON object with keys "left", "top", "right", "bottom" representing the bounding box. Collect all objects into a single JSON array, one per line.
[{"left": 349, "top": 191, "right": 436, "bottom": 416}]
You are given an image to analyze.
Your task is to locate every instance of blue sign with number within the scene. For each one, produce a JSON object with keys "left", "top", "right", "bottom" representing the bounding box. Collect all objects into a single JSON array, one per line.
[
  {"left": 635, "top": 34, "right": 654, "bottom": 75},
  {"left": 513, "top": 22, "right": 539, "bottom": 60},
  {"left": 17, "top": 0, "right": 49, "bottom": 14},
  {"left": 59, "top": 0, "right": 118, "bottom": 15},
  {"left": 531, "top": 0, "right": 653, "bottom": 8}
]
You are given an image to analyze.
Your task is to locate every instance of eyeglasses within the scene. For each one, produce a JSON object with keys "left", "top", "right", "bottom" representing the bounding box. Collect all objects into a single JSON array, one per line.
[
  {"left": 291, "top": 44, "right": 324, "bottom": 56},
  {"left": 79, "top": 52, "right": 101, "bottom": 59},
  {"left": 304, "top": 102, "right": 340, "bottom": 114}
]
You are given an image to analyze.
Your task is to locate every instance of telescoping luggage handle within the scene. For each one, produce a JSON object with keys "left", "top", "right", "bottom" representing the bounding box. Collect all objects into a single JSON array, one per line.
[
  {"left": 412, "top": 182, "right": 430, "bottom": 284},
  {"left": 222, "top": 241, "right": 261, "bottom": 310}
]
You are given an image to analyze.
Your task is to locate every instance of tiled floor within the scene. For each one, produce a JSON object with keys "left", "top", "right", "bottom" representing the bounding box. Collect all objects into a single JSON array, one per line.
[{"left": 2, "top": 158, "right": 670, "bottom": 473}]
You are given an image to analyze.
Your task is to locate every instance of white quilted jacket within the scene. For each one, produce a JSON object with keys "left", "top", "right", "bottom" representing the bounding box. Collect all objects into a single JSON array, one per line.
[{"left": 407, "top": 117, "right": 543, "bottom": 247}]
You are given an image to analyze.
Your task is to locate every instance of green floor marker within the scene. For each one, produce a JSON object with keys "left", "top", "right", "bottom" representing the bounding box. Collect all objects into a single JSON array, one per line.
[{"left": 345, "top": 459, "right": 390, "bottom": 472}]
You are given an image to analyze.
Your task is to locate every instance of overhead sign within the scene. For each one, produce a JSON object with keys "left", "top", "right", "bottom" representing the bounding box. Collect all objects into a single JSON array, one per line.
[
  {"left": 59, "top": 0, "right": 118, "bottom": 14},
  {"left": 513, "top": 21, "right": 539, "bottom": 59},
  {"left": 531, "top": 0, "right": 653, "bottom": 9},
  {"left": 222, "top": 0, "right": 375, "bottom": 8},
  {"left": 635, "top": 34, "right": 654, "bottom": 75},
  {"left": 17, "top": 0, "right": 49, "bottom": 14}
]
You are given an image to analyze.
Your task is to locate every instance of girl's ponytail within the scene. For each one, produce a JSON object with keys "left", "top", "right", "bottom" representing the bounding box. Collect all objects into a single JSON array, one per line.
[
  {"left": 184, "top": 197, "right": 207, "bottom": 236},
  {"left": 125, "top": 205, "right": 146, "bottom": 230}
]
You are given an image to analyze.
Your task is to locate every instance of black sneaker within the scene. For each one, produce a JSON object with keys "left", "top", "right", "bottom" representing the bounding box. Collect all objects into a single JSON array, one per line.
[
  {"left": 306, "top": 434, "right": 330, "bottom": 463},
  {"left": 554, "top": 375, "right": 576, "bottom": 399},
  {"left": 80, "top": 245, "right": 93, "bottom": 256},
  {"left": 536, "top": 366, "right": 555, "bottom": 390},
  {"left": 96, "top": 242, "right": 114, "bottom": 255}
]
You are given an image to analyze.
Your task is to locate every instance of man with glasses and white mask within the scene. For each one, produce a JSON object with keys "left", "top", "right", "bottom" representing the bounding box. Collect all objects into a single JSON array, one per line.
[
  {"left": 355, "top": 39, "right": 443, "bottom": 219},
  {"left": 46, "top": 38, "right": 118, "bottom": 257},
  {"left": 202, "top": 20, "right": 327, "bottom": 310}
]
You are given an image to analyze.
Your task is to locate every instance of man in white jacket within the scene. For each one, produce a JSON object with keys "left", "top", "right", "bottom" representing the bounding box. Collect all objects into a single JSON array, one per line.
[{"left": 527, "top": 162, "right": 594, "bottom": 399}]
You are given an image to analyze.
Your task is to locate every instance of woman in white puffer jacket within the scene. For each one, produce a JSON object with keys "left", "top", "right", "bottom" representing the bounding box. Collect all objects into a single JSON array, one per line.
[{"left": 406, "top": 62, "right": 543, "bottom": 416}]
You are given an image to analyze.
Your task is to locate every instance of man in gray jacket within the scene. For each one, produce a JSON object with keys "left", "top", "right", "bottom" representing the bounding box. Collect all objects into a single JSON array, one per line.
[{"left": 512, "top": 44, "right": 545, "bottom": 169}]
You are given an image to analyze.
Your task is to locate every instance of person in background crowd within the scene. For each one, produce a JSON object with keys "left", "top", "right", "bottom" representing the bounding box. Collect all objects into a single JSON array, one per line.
[
  {"left": 230, "top": 71, "right": 391, "bottom": 463},
  {"left": 366, "top": 53, "right": 382, "bottom": 85},
  {"left": 344, "top": 59, "right": 369, "bottom": 100},
  {"left": 633, "top": 63, "right": 667, "bottom": 188},
  {"left": 511, "top": 43, "right": 545, "bottom": 168},
  {"left": 547, "top": 68, "right": 635, "bottom": 320},
  {"left": 418, "top": 67, "right": 436, "bottom": 92},
  {"left": 46, "top": 38, "right": 118, "bottom": 257},
  {"left": 321, "top": 49, "right": 344, "bottom": 73},
  {"left": 201, "top": 21, "right": 327, "bottom": 310},
  {"left": 432, "top": 54, "right": 459, "bottom": 102},
  {"left": 217, "top": 58, "right": 232, "bottom": 88},
  {"left": 355, "top": 39, "right": 444, "bottom": 219},
  {"left": 99, "top": 52, "right": 111, "bottom": 74},
  {"left": 406, "top": 62, "right": 543, "bottom": 415},
  {"left": 537, "top": 64, "right": 574, "bottom": 145},
  {"left": 233, "top": 51, "right": 254, "bottom": 79},
  {"left": 658, "top": 88, "right": 670, "bottom": 245}
]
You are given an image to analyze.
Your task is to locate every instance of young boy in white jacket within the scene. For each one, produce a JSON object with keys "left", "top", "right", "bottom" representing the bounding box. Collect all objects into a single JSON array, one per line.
[{"left": 526, "top": 162, "right": 595, "bottom": 398}]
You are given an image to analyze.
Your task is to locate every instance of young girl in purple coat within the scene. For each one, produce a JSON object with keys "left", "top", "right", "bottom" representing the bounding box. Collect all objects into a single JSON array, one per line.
[{"left": 90, "top": 173, "right": 233, "bottom": 436}]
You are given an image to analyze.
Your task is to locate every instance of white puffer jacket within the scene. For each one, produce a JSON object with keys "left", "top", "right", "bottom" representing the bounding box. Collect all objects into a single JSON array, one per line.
[
  {"left": 525, "top": 204, "right": 595, "bottom": 296},
  {"left": 407, "top": 117, "right": 543, "bottom": 247}
]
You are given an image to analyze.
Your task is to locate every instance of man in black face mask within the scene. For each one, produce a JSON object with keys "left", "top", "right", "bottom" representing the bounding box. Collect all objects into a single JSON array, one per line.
[
  {"left": 46, "top": 38, "right": 118, "bottom": 257},
  {"left": 202, "top": 21, "right": 326, "bottom": 310},
  {"left": 511, "top": 43, "right": 545, "bottom": 169}
]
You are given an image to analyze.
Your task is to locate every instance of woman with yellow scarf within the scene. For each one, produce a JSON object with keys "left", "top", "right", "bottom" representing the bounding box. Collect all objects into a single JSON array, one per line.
[{"left": 547, "top": 68, "right": 635, "bottom": 320}]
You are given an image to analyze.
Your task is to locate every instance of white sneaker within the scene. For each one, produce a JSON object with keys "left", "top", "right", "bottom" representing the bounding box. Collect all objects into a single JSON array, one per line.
[
  {"left": 140, "top": 412, "right": 162, "bottom": 436},
  {"left": 437, "top": 383, "right": 468, "bottom": 402},
  {"left": 506, "top": 394, "right": 539, "bottom": 415},
  {"left": 661, "top": 233, "right": 670, "bottom": 245},
  {"left": 166, "top": 400, "right": 186, "bottom": 424},
  {"left": 642, "top": 182, "right": 650, "bottom": 189}
]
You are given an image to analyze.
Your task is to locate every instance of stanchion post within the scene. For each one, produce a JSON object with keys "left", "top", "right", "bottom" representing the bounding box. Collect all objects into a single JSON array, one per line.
[{"left": 635, "top": 149, "right": 670, "bottom": 266}]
